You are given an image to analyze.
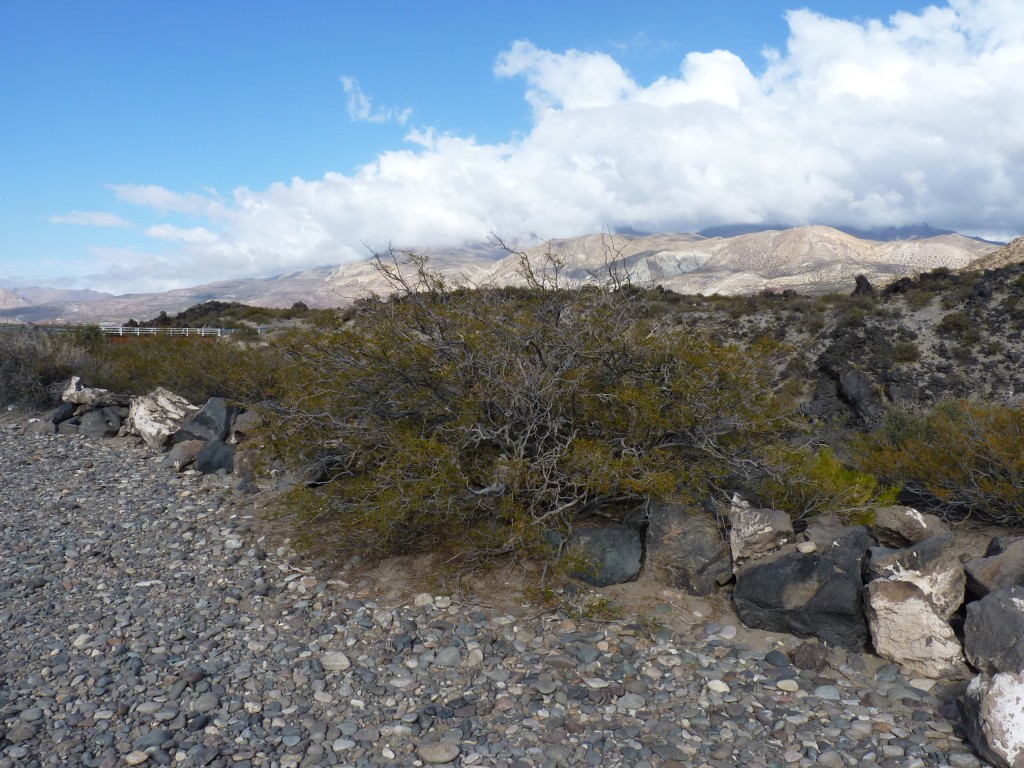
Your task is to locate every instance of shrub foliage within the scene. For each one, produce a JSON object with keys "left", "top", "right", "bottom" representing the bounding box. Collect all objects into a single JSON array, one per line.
[
  {"left": 0, "top": 328, "right": 104, "bottom": 407},
  {"left": 265, "top": 252, "right": 798, "bottom": 564},
  {"left": 854, "top": 399, "right": 1024, "bottom": 524}
]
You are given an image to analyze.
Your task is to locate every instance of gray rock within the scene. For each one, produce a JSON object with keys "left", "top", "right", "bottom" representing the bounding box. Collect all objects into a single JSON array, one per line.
[
  {"left": 417, "top": 742, "right": 460, "bottom": 764},
  {"left": 47, "top": 402, "right": 76, "bottom": 424},
  {"left": 163, "top": 440, "right": 206, "bottom": 472},
  {"left": 229, "top": 409, "right": 263, "bottom": 443},
  {"left": 194, "top": 440, "right": 235, "bottom": 474},
  {"left": 321, "top": 652, "right": 351, "bottom": 671},
  {"left": 964, "top": 587, "right": 1024, "bottom": 675},
  {"left": 192, "top": 692, "right": 219, "bottom": 713},
  {"left": 966, "top": 538, "right": 1024, "bottom": 598},
  {"left": 872, "top": 506, "right": 951, "bottom": 547},
  {"left": 78, "top": 407, "right": 122, "bottom": 439},
  {"left": 174, "top": 397, "right": 235, "bottom": 444},
  {"left": 733, "top": 527, "right": 872, "bottom": 649},
  {"left": 643, "top": 502, "right": 731, "bottom": 596},
  {"left": 567, "top": 524, "right": 643, "bottom": 587}
]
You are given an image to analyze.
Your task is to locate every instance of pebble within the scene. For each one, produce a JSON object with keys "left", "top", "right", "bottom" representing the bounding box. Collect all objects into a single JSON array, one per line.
[{"left": 0, "top": 421, "right": 981, "bottom": 768}]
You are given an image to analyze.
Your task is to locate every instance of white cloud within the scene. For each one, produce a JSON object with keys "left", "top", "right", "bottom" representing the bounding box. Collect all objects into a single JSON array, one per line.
[
  {"left": 48, "top": 210, "right": 131, "bottom": 227},
  {"left": 102, "top": 0, "right": 1023, "bottom": 291},
  {"left": 340, "top": 76, "right": 412, "bottom": 124}
]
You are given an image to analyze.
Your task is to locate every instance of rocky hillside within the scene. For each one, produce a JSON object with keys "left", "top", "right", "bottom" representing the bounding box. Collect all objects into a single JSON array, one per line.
[
  {"left": 657, "top": 261, "right": 1024, "bottom": 431},
  {"left": 1, "top": 226, "right": 1001, "bottom": 324}
]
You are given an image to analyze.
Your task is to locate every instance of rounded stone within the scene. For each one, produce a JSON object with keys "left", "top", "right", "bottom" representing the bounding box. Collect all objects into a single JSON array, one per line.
[
  {"left": 417, "top": 741, "right": 460, "bottom": 764},
  {"left": 321, "top": 651, "right": 351, "bottom": 671}
]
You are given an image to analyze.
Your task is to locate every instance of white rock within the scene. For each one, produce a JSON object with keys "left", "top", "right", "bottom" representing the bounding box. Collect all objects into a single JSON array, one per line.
[
  {"left": 707, "top": 679, "right": 730, "bottom": 693},
  {"left": 124, "top": 752, "right": 149, "bottom": 766},
  {"left": 797, "top": 541, "right": 818, "bottom": 554},
  {"left": 125, "top": 388, "right": 197, "bottom": 449},
  {"left": 961, "top": 672, "right": 1024, "bottom": 768},
  {"left": 321, "top": 651, "right": 351, "bottom": 671},
  {"left": 729, "top": 506, "right": 793, "bottom": 567},
  {"left": 864, "top": 580, "right": 967, "bottom": 679}
]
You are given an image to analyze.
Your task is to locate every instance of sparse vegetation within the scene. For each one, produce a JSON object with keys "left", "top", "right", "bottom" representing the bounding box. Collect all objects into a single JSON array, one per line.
[
  {"left": 0, "top": 328, "right": 106, "bottom": 406},
  {"left": 854, "top": 399, "right": 1024, "bottom": 525}
]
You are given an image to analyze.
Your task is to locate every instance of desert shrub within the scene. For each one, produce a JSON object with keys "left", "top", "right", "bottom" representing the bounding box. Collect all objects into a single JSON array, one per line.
[
  {"left": 265, "top": 251, "right": 799, "bottom": 566},
  {"left": 752, "top": 445, "right": 898, "bottom": 524},
  {"left": 936, "top": 311, "right": 975, "bottom": 339},
  {"left": 891, "top": 340, "right": 921, "bottom": 363},
  {"left": 93, "top": 336, "right": 283, "bottom": 405},
  {"left": 853, "top": 399, "right": 1024, "bottom": 524},
  {"left": 0, "top": 328, "right": 104, "bottom": 407}
]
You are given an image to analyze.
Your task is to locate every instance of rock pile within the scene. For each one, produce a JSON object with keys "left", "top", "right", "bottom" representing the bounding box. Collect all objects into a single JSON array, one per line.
[{"left": 26, "top": 378, "right": 258, "bottom": 487}]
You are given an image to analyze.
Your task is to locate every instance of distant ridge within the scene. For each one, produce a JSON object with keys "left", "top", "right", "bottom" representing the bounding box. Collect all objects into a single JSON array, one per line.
[
  {"left": 1, "top": 225, "right": 1002, "bottom": 324},
  {"left": 698, "top": 222, "right": 1005, "bottom": 245}
]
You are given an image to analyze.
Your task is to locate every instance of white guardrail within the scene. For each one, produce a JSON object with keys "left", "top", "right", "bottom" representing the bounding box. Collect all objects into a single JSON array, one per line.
[{"left": 99, "top": 326, "right": 265, "bottom": 337}]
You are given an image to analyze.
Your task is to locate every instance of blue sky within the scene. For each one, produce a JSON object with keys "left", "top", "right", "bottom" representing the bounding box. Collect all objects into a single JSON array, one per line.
[{"left": 2, "top": 1, "right": 1022, "bottom": 294}]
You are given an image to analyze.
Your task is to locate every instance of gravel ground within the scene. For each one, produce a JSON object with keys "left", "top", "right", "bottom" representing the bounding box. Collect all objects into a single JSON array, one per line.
[{"left": 0, "top": 422, "right": 986, "bottom": 768}]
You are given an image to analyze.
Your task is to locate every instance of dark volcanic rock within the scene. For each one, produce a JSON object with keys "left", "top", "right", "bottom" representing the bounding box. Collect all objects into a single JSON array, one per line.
[
  {"left": 175, "top": 397, "right": 235, "bottom": 444},
  {"left": 644, "top": 502, "right": 731, "bottom": 596},
  {"left": 964, "top": 587, "right": 1024, "bottom": 675},
  {"left": 568, "top": 525, "right": 643, "bottom": 588},
  {"left": 733, "top": 527, "right": 873, "bottom": 649},
  {"left": 194, "top": 440, "right": 235, "bottom": 475}
]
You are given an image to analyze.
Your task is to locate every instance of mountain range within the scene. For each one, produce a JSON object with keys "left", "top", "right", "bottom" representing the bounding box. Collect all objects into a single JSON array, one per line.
[{"left": 0, "top": 225, "right": 1012, "bottom": 325}]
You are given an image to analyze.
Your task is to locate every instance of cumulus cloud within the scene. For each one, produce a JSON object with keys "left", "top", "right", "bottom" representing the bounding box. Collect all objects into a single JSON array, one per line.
[
  {"left": 107, "top": 0, "right": 1024, "bottom": 290},
  {"left": 340, "top": 76, "right": 412, "bottom": 124},
  {"left": 48, "top": 211, "right": 131, "bottom": 227}
]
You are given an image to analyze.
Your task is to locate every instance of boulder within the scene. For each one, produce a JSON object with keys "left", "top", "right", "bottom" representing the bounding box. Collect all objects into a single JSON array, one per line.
[
  {"left": 838, "top": 368, "right": 885, "bottom": 426},
  {"left": 174, "top": 397, "right": 236, "bottom": 444},
  {"left": 26, "top": 418, "right": 55, "bottom": 435},
  {"left": 864, "top": 579, "right": 968, "bottom": 679},
  {"left": 229, "top": 409, "right": 263, "bottom": 443},
  {"left": 803, "top": 515, "right": 872, "bottom": 549},
  {"left": 195, "top": 441, "right": 236, "bottom": 475},
  {"left": 966, "top": 538, "right": 1024, "bottom": 599},
  {"left": 46, "top": 402, "right": 76, "bottom": 425},
  {"left": 124, "top": 389, "right": 197, "bottom": 449},
  {"left": 964, "top": 587, "right": 1024, "bottom": 675},
  {"left": 865, "top": 535, "right": 964, "bottom": 619},
  {"left": 643, "top": 502, "right": 731, "bottom": 596},
  {"left": 728, "top": 505, "right": 793, "bottom": 568},
  {"left": 77, "top": 407, "right": 122, "bottom": 439},
  {"left": 567, "top": 525, "right": 643, "bottom": 588},
  {"left": 959, "top": 672, "right": 1024, "bottom": 768},
  {"left": 872, "top": 506, "right": 951, "bottom": 548},
  {"left": 733, "top": 527, "right": 873, "bottom": 649},
  {"left": 61, "top": 376, "right": 129, "bottom": 407},
  {"left": 163, "top": 440, "right": 206, "bottom": 472},
  {"left": 56, "top": 420, "right": 79, "bottom": 435}
]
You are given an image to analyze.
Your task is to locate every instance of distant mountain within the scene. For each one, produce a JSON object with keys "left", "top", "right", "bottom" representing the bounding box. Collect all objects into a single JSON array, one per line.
[
  {"left": 1, "top": 227, "right": 1002, "bottom": 324},
  {"left": 0, "top": 288, "right": 30, "bottom": 310},
  {"left": 697, "top": 222, "right": 1004, "bottom": 245},
  {"left": 15, "top": 287, "right": 113, "bottom": 304}
]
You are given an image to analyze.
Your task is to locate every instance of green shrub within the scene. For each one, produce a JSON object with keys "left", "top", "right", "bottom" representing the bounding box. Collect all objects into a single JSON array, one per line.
[
  {"left": 891, "top": 340, "right": 921, "bottom": 363},
  {"left": 264, "top": 251, "right": 799, "bottom": 566},
  {"left": 93, "top": 336, "right": 283, "bottom": 404},
  {"left": 0, "top": 328, "right": 104, "bottom": 407},
  {"left": 853, "top": 399, "right": 1024, "bottom": 524},
  {"left": 752, "top": 445, "right": 899, "bottom": 524}
]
